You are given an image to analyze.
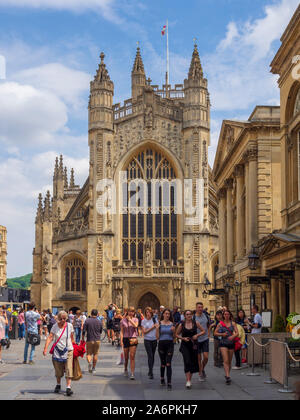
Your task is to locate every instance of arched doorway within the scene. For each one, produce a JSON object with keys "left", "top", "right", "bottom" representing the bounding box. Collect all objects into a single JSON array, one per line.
[
  {"left": 138, "top": 292, "right": 160, "bottom": 312},
  {"left": 69, "top": 306, "right": 80, "bottom": 314}
]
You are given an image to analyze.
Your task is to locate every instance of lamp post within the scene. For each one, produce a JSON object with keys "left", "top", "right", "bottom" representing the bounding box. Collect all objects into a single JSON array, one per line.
[
  {"left": 248, "top": 246, "right": 259, "bottom": 271},
  {"left": 233, "top": 280, "right": 241, "bottom": 315},
  {"left": 200, "top": 273, "right": 211, "bottom": 300}
]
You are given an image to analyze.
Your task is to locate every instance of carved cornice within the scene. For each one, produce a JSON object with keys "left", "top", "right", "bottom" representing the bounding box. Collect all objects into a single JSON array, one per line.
[
  {"left": 234, "top": 164, "right": 244, "bottom": 178},
  {"left": 217, "top": 187, "right": 227, "bottom": 200},
  {"left": 243, "top": 145, "right": 258, "bottom": 162},
  {"left": 224, "top": 178, "right": 234, "bottom": 189}
]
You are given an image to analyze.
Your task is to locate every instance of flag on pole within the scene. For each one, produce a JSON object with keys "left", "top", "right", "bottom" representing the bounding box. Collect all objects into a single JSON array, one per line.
[{"left": 161, "top": 25, "right": 166, "bottom": 36}]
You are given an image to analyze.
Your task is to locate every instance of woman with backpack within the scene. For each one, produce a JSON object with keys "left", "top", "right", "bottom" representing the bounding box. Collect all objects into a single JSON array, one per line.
[
  {"left": 43, "top": 310, "right": 75, "bottom": 396},
  {"left": 141, "top": 307, "right": 158, "bottom": 379},
  {"left": 214, "top": 309, "right": 239, "bottom": 385},
  {"left": 0, "top": 308, "right": 8, "bottom": 364},
  {"left": 176, "top": 310, "right": 205, "bottom": 389}
]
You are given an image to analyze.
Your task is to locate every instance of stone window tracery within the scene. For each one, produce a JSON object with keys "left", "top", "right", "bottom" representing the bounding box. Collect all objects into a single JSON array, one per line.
[
  {"left": 122, "top": 147, "right": 178, "bottom": 264},
  {"left": 65, "top": 257, "right": 86, "bottom": 292}
]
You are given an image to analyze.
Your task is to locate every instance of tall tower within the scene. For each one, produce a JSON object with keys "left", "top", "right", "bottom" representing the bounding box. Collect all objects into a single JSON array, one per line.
[
  {"left": 88, "top": 52, "right": 114, "bottom": 309},
  {"left": 131, "top": 46, "right": 146, "bottom": 100},
  {"left": 183, "top": 43, "right": 211, "bottom": 290}
]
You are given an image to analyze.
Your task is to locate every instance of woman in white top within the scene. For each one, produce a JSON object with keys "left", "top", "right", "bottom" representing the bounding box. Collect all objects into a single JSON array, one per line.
[
  {"left": 141, "top": 307, "right": 158, "bottom": 379},
  {"left": 43, "top": 311, "right": 75, "bottom": 396},
  {"left": 0, "top": 308, "right": 8, "bottom": 364}
]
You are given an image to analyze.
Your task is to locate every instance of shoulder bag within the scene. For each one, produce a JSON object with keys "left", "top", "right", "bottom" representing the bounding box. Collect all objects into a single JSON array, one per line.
[
  {"left": 50, "top": 324, "right": 67, "bottom": 355},
  {"left": 220, "top": 321, "right": 242, "bottom": 351}
]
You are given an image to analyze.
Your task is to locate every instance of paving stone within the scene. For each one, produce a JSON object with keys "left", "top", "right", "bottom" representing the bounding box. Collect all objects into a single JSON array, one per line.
[{"left": 0, "top": 339, "right": 299, "bottom": 400}]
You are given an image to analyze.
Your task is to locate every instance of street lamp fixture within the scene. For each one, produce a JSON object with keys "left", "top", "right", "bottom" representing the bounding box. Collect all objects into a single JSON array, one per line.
[
  {"left": 200, "top": 273, "right": 211, "bottom": 291},
  {"left": 224, "top": 281, "right": 232, "bottom": 294},
  {"left": 248, "top": 246, "right": 259, "bottom": 271},
  {"left": 202, "top": 289, "right": 208, "bottom": 299},
  {"left": 233, "top": 280, "right": 241, "bottom": 295}
]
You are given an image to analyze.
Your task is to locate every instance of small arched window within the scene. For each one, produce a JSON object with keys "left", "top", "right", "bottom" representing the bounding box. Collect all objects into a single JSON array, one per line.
[{"left": 64, "top": 257, "right": 87, "bottom": 292}]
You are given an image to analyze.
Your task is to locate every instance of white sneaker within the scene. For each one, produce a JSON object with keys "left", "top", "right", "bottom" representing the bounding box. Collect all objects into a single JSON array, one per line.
[
  {"left": 124, "top": 370, "right": 128, "bottom": 377},
  {"left": 92, "top": 368, "right": 96, "bottom": 375},
  {"left": 130, "top": 373, "right": 135, "bottom": 380},
  {"left": 232, "top": 366, "right": 242, "bottom": 370},
  {"left": 198, "top": 375, "right": 205, "bottom": 382},
  {"left": 186, "top": 381, "right": 191, "bottom": 389}
]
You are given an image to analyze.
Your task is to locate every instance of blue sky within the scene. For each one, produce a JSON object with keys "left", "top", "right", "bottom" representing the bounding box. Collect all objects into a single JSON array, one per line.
[{"left": 0, "top": 0, "right": 298, "bottom": 277}]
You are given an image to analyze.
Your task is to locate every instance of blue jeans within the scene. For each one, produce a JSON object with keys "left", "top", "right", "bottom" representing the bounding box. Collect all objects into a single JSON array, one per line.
[
  {"left": 18, "top": 323, "right": 25, "bottom": 339},
  {"left": 24, "top": 333, "right": 36, "bottom": 362},
  {"left": 75, "top": 327, "right": 81, "bottom": 344},
  {"left": 5, "top": 325, "right": 9, "bottom": 339}
]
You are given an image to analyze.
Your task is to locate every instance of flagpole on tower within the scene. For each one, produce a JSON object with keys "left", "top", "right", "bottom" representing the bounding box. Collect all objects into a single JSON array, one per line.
[{"left": 166, "top": 19, "right": 169, "bottom": 97}]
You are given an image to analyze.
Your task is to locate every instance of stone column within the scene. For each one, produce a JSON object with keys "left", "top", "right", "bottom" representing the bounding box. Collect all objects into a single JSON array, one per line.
[
  {"left": 278, "top": 279, "right": 286, "bottom": 318},
  {"left": 247, "top": 146, "right": 258, "bottom": 247},
  {"left": 289, "top": 280, "right": 295, "bottom": 313},
  {"left": 218, "top": 188, "right": 227, "bottom": 268},
  {"left": 271, "top": 278, "right": 279, "bottom": 323},
  {"left": 295, "top": 265, "right": 300, "bottom": 314},
  {"left": 234, "top": 165, "right": 245, "bottom": 259},
  {"left": 244, "top": 161, "right": 250, "bottom": 252},
  {"left": 225, "top": 178, "right": 234, "bottom": 265}
]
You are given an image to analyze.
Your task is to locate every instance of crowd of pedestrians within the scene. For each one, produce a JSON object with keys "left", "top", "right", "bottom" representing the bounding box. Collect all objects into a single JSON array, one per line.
[{"left": 0, "top": 301, "right": 265, "bottom": 396}]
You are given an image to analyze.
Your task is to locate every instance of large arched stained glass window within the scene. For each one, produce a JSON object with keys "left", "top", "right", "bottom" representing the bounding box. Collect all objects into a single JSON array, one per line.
[
  {"left": 65, "top": 257, "right": 87, "bottom": 292},
  {"left": 122, "top": 147, "right": 178, "bottom": 264}
]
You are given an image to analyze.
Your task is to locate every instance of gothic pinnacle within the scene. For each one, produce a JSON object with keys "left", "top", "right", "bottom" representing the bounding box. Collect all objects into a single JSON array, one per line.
[
  {"left": 59, "top": 155, "right": 64, "bottom": 178},
  {"left": 94, "top": 51, "right": 111, "bottom": 83},
  {"left": 35, "top": 193, "right": 43, "bottom": 223},
  {"left": 70, "top": 168, "right": 75, "bottom": 189},
  {"left": 132, "top": 45, "right": 145, "bottom": 74},
  {"left": 188, "top": 42, "right": 203, "bottom": 80},
  {"left": 53, "top": 157, "right": 59, "bottom": 179},
  {"left": 43, "top": 190, "right": 52, "bottom": 221},
  {"left": 64, "top": 166, "right": 68, "bottom": 189}
]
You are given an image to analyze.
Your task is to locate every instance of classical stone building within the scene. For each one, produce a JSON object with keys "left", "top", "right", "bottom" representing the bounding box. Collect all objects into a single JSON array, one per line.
[
  {"left": 0, "top": 225, "right": 7, "bottom": 287},
  {"left": 31, "top": 44, "right": 218, "bottom": 314},
  {"left": 260, "top": 5, "right": 300, "bottom": 320},
  {"left": 212, "top": 106, "right": 281, "bottom": 316}
]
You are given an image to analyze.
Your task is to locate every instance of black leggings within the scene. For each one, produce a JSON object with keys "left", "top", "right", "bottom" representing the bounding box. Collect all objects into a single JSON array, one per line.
[
  {"left": 158, "top": 340, "right": 174, "bottom": 383},
  {"left": 144, "top": 340, "right": 157, "bottom": 374}
]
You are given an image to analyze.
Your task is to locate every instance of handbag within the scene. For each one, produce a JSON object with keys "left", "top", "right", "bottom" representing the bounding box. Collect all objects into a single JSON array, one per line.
[
  {"left": 0, "top": 338, "right": 8, "bottom": 347},
  {"left": 72, "top": 357, "right": 82, "bottom": 381},
  {"left": 220, "top": 321, "right": 242, "bottom": 351},
  {"left": 27, "top": 332, "right": 41, "bottom": 346},
  {"left": 129, "top": 337, "right": 138, "bottom": 346},
  {"left": 50, "top": 324, "right": 67, "bottom": 355}
]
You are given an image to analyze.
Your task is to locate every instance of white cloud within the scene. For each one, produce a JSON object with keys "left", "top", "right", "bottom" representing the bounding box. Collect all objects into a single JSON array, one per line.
[
  {"left": 203, "top": 0, "right": 299, "bottom": 112},
  {"left": 13, "top": 63, "right": 91, "bottom": 110},
  {"left": 0, "top": 81, "right": 68, "bottom": 145},
  {"left": 0, "top": 0, "right": 122, "bottom": 24}
]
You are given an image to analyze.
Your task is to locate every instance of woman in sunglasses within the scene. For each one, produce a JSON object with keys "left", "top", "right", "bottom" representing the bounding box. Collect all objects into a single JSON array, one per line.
[{"left": 43, "top": 311, "right": 75, "bottom": 396}]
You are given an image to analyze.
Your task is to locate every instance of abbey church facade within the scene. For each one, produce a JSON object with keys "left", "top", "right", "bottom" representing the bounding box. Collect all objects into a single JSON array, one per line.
[{"left": 31, "top": 45, "right": 219, "bottom": 314}]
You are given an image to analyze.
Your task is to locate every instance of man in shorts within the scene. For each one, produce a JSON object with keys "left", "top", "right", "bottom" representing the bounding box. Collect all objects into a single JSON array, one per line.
[
  {"left": 82, "top": 309, "right": 103, "bottom": 374},
  {"left": 194, "top": 302, "right": 211, "bottom": 382},
  {"left": 105, "top": 304, "right": 116, "bottom": 344}
]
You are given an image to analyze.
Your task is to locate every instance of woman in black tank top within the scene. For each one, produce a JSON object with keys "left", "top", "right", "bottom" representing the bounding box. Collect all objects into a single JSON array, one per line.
[{"left": 176, "top": 310, "right": 205, "bottom": 389}]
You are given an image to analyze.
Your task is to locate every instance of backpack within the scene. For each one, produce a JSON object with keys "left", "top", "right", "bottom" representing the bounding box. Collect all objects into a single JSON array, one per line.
[
  {"left": 49, "top": 315, "right": 56, "bottom": 327},
  {"left": 107, "top": 310, "right": 114, "bottom": 321}
]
